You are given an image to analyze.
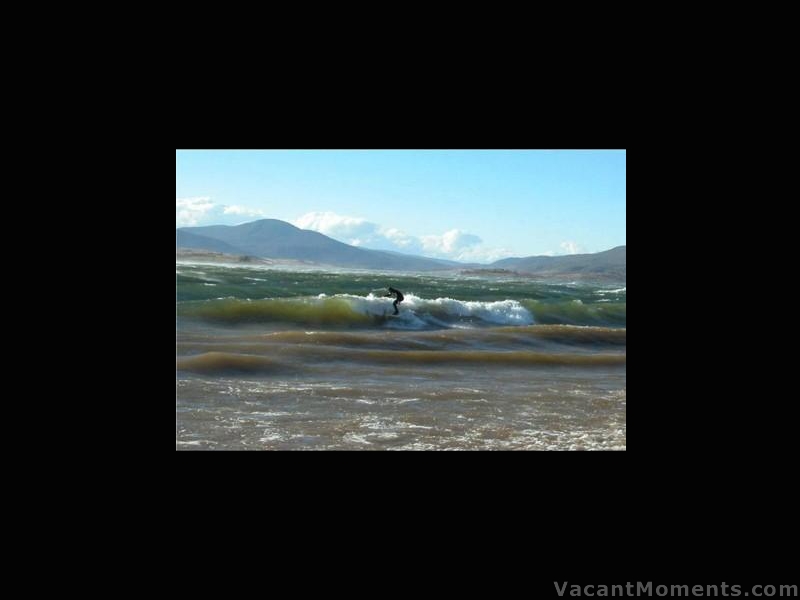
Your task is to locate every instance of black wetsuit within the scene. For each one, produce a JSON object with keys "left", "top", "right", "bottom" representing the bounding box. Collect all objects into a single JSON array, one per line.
[{"left": 387, "top": 287, "right": 404, "bottom": 315}]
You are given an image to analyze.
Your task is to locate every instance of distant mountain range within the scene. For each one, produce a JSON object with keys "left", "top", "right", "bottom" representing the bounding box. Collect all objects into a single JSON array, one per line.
[
  {"left": 177, "top": 219, "right": 625, "bottom": 279},
  {"left": 492, "top": 246, "right": 626, "bottom": 279},
  {"left": 178, "top": 220, "right": 457, "bottom": 271},
  {"left": 176, "top": 230, "right": 246, "bottom": 255}
]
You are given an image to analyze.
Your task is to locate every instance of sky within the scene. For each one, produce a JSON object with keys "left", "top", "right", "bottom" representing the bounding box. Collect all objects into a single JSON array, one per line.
[{"left": 176, "top": 150, "right": 625, "bottom": 263}]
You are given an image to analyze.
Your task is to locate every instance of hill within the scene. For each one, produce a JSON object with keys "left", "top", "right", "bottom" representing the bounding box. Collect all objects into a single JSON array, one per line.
[{"left": 178, "top": 219, "right": 457, "bottom": 271}]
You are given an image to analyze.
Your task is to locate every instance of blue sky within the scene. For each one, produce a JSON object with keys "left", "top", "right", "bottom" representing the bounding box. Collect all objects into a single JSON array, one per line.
[{"left": 176, "top": 150, "right": 625, "bottom": 263}]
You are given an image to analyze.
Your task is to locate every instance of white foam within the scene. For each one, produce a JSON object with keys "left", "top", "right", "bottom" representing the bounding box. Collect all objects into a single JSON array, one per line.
[
  {"left": 328, "top": 293, "right": 534, "bottom": 327},
  {"left": 406, "top": 295, "right": 534, "bottom": 325},
  {"left": 176, "top": 440, "right": 217, "bottom": 446}
]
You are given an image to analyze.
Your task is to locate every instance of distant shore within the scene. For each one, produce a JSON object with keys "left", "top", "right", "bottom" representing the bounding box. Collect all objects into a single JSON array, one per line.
[
  {"left": 176, "top": 248, "right": 317, "bottom": 269},
  {"left": 459, "top": 267, "right": 625, "bottom": 283},
  {"left": 177, "top": 248, "right": 624, "bottom": 284}
]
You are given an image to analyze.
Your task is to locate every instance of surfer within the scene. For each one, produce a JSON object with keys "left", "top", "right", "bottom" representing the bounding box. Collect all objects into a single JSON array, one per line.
[{"left": 385, "top": 287, "right": 404, "bottom": 315}]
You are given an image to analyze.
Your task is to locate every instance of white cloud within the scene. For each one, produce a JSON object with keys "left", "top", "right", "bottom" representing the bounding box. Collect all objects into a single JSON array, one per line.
[
  {"left": 176, "top": 197, "right": 214, "bottom": 226},
  {"left": 560, "top": 241, "right": 584, "bottom": 255},
  {"left": 292, "top": 211, "right": 378, "bottom": 242},
  {"left": 454, "top": 245, "right": 515, "bottom": 263},
  {"left": 541, "top": 243, "right": 585, "bottom": 256},
  {"left": 223, "top": 205, "right": 266, "bottom": 217},
  {"left": 421, "top": 229, "right": 482, "bottom": 255},
  {"left": 383, "top": 228, "right": 415, "bottom": 248},
  {"left": 292, "top": 212, "right": 510, "bottom": 263},
  {"left": 177, "top": 198, "right": 269, "bottom": 226}
]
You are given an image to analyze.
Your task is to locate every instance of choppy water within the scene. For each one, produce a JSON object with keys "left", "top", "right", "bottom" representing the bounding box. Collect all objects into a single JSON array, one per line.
[{"left": 176, "top": 262, "right": 626, "bottom": 450}]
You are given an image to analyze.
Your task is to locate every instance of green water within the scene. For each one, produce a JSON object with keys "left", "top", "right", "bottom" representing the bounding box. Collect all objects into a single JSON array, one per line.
[
  {"left": 176, "top": 263, "right": 626, "bottom": 328},
  {"left": 176, "top": 262, "right": 626, "bottom": 450}
]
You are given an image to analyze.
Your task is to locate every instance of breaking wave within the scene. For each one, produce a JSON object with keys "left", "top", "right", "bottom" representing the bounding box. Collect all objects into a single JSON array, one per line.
[{"left": 179, "top": 293, "right": 534, "bottom": 329}]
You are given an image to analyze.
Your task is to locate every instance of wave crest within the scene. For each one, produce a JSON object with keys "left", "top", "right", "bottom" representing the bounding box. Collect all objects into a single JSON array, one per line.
[{"left": 180, "top": 293, "right": 534, "bottom": 329}]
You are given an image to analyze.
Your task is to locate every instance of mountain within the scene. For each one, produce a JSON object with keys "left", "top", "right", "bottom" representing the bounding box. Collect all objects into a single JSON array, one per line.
[
  {"left": 178, "top": 219, "right": 626, "bottom": 277},
  {"left": 490, "top": 246, "right": 626, "bottom": 279},
  {"left": 176, "top": 230, "right": 248, "bottom": 255},
  {"left": 177, "top": 219, "right": 456, "bottom": 271}
]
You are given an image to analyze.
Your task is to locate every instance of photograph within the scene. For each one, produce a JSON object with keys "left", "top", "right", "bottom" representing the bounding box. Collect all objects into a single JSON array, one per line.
[{"left": 176, "top": 149, "right": 626, "bottom": 450}]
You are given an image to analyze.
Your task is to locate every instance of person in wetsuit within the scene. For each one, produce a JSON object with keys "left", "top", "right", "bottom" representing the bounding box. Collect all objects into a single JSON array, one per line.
[{"left": 386, "top": 287, "right": 404, "bottom": 315}]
